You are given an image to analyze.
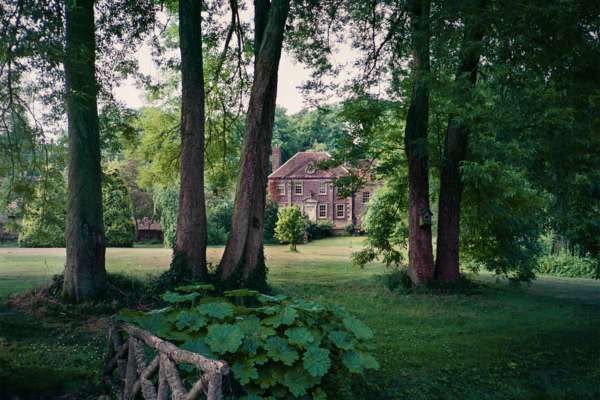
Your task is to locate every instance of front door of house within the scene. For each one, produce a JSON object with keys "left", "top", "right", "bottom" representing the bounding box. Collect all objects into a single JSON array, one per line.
[{"left": 306, "top": 205, "right": 316, "bottom": 222}]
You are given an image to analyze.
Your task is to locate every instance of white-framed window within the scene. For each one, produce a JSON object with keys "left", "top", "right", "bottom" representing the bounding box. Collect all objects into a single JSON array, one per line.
[
  {"left": 363, "top": 191, "right": 370, "bottom": 203},
  {"left": 294, "top": 182, "right": 303, "bottom": 195},
  {"left": 336, "top": 204, "right": 345, "bottom": 218},
  {"left": 319, "top": 204, "right": 327, "bottom": 218},
  {"left": 318, "top": 182, "right": 327, "bottom": 195},
  {"left": 277, "top": 181, "right": 285, "bottom": 195}
]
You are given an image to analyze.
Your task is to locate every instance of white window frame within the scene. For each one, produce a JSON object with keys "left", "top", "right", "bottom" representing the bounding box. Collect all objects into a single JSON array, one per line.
[
  {"left": 277, "top": 181, "right": 285, "bottom": 195},
  {"left": 336, "top": 204, "right": 345, "bottom": 218},
  {"left": 362, "top": 191, "right": 370, "bottom": 203},
  {"left": 318, "top": 182, "right": 327, "bottom": 195},
  {"left": 318, "top": 204, "right": 327, "bottom": 218},
  {"left": 294, "top": 182, "right": 303, "bottom": 195}
]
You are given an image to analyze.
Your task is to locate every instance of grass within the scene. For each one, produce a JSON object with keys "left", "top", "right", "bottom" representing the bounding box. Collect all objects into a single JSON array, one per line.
[{"left": 1, "top": 237, "right": 599, "bottom": 399}]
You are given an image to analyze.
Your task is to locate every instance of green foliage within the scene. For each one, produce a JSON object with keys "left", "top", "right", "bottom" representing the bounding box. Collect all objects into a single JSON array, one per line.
[
  {"left": 121, "top": 157, "right": 156, "bottom": 229},
  {"left": 344, "top": 223, "right": 355, "bottom": 237},
  {"left": 153, "top": 185, "right": 234, "bottom": 248},
  {"left": 153, "top": 184, "right": 179, "bottom": 249},
  {"left": 263, "top": 196, "right": 278, "bottom": 242},
  {"left": 154, "top": 247, "right": 270, "bottom": 297},
  {"left": 537, "top": 254, "right": 598, "bottom": 280},
  {"left": 206, "top": 195, "right": 233, "bottom": 246},
  {"left": 132, "top": 108, "right": 182, "bottom": 189},
  {"left": 274, "top": 207, "right": 307, "bottom": 252},
  {"left": 305, "top": 220, "right": 334, "bottom": 242},
  {"left": 272, "top": 105, "right": 345, "bottom": 166},
  {"left": 351, "top": 181, "right": 408, "bottom": 269},
  {"left": 154, "top": 251, "right": 194, "bottom": 294},
  {"left": 118, "top": 289, "right": 379, "bottom": 399},
  {"left": 18, "top": 165, "right": 67, "bottom": 248},
  {"left": 102, "top": 169, "right": 136, "bottom": 247}
]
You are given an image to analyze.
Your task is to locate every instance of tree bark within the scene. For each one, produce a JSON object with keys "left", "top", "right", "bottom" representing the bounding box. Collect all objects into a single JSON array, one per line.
[
  {"left": 435, "top": 6, "right": 485, "bottom": 283},
  {"left": 175, "top": 0, "right": 208, "bottom": 278},
  {"left": 220, "top": 0, "right": 290, "bottom": 279},
  {"left": 404, "top": 0, "right": 434, "bottom": 285},
  {"left": 63, "top": 0, "right": 107, "bottom": 300}
]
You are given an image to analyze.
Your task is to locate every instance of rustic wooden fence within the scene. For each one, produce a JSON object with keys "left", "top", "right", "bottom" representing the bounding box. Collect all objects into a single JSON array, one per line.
[{"left": 103, "top": 317, "right": 230, "bottom": 400}]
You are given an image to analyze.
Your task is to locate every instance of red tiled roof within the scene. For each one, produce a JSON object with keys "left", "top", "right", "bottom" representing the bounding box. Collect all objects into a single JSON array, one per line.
[{"left": 269, "top": 152, "right": 349, "bottom": 179}]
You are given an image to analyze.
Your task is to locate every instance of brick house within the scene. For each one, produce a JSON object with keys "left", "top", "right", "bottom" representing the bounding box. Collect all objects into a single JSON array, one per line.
[{"left": 268, "top": 144, "right": 379, "bottom": 230}]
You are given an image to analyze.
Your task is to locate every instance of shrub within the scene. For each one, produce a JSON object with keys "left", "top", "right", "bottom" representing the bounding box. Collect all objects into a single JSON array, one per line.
[
  {"left": 117, "top": 287, "right": 379, "bottom": 399},
  {"left": 206, "top": 196, "right": 233, "bottom": 245},
  {"left": 263, "top": 196, "right": 278, "bottom": 242},
  {"left": 537, "top": 254, "right": 598, "bottom": 279},
  {"left": 153, "top": 184, "right": 179, "bottom": 248},
  {"left": 154, "top": 187, "right": 234, "bottom": 247},
  {"left": 274, "top": 207, "right": 307, "bottom": 251},
  {"left": 19, "top": 166, "right": 67, "bottom": 248},
  {"left": 103, "top": 168, "right": 136, "bottom": 247},
  {"left": 154, "top": 251, "right": 194, "bottom": 294},
  {"left": 344, "top": 222, "right": 355, "bottom": 236},
  {"left": 305, "top": 220, "right": 334, "bottom": 241}
]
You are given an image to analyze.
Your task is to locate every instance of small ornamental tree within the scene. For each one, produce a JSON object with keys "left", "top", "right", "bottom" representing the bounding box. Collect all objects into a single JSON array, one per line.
[
  {"left": 19, "top": 166, "right": 67, "bottom": 248},
  {"left": 274, "top": 206, "right": 306, "bottom": 251},
  {"left": 102, "top": 168, "right": 136, "bottom": 247}
]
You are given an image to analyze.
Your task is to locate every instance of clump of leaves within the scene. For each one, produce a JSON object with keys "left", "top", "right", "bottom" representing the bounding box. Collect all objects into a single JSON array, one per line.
[
  {"left": 274, "top": 206, "right": 307, "bottom": 252},
  {"left": 117, "top": 287, "right": 380, "bottom": 399},
  {"left": 537, "top": 254, "right": 598, "bottom": 279},
  {"left": 154, "top": 251, "right": 194, "bottom": 293}
]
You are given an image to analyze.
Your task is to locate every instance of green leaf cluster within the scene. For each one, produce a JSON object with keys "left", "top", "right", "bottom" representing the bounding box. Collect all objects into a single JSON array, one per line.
[
  {"left": 18, "top": 165, "right": 67, "bottom": 248},
  {"left": 118, "top": 288, "right": 379, "bottom": 398},
  {"left": 538, "top": 254, "right": 598, "bottom": 280},
  {"left": 102, "top": 168, "right": 136, "bottom": 247},
  {"left": 274, "top": 207, "right": 307, "bottom": 251}
]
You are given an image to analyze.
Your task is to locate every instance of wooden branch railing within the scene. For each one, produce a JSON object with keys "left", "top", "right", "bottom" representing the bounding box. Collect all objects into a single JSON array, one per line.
[{"left": 103, "top": 317, "right": 230, "bottom": 400}]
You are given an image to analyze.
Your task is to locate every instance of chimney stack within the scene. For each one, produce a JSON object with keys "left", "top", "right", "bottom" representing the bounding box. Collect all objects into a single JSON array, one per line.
[{"left": 272, "top": 143, "right": 282, "bottom": 172}]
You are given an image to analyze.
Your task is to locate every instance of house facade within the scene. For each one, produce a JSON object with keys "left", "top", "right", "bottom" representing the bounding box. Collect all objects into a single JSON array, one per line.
[{"left": 268, "top": 144, "right": 379, "bottom": 230}]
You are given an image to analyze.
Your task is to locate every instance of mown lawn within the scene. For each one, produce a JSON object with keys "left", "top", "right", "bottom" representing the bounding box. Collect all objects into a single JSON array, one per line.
[{"left": 1, "top": 238, "right": 599, "bottom": 399}]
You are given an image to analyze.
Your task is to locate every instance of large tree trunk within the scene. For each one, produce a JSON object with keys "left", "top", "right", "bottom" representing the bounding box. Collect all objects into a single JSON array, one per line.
[
  {"left": 175, "top": 0, "right": 208, "bottom": 278},
  {"left": 435, "top": 7, "right": 485, "bottom": 283},
  {"left": 63, "top": 0, "right": 107, "bottom": 300},
  {"left": 404, "top": 0, "right": 434, "bottom": 285},
  {"left": 220, "top": 0, "right": 290, "bottom": 279}
]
